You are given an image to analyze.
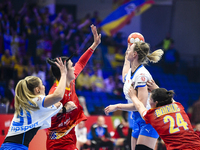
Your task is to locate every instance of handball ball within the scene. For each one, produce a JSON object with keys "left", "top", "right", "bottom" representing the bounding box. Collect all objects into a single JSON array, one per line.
[{"left": 128, "top": 32, "right": 145, "bottom": 45}]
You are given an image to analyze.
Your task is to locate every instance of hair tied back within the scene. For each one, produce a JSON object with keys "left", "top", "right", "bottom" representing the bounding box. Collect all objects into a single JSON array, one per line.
[{"left": 46, "top": 58, "right": 57, "bottom": 67}]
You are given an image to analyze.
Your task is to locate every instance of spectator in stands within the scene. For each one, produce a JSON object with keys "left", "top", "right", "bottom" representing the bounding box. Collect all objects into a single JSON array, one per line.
[
  {"left": 78, "top": 96, "right": 90, "bottom": 117},
  {"left": 113, "top": 111, "right": 130, "bottom": 150},
  {"left": 51, "top": 12, "right": 67, "bottom": 35},
  {"left": 104, "top": 75, "right": 115, "bottom": 93},
  {"left": 43, "top": 17, "right": 51, "bottom": 36},
  {"left": 95, "top": 62, "right": 103, "bottom": 78},
  {"left": 76, "top": 68, "right": 91, "bottom": 91},
  {"left": 26, "top": 28, "right": 39, "bottom": 64},
  {"left": 37, "top": 65, "right": 47, "bottom": 86},
  {"left": 51, "top": 32, "right": 67, "bottom": 58},
  {"left": 11, "top": 51, "right": 20, "bottom": 66},
  {"left": 113, "top": 73, "right": 123, "bottom": 96},
  {"left": 19, "top": 32, "right": 26, "bottom": 56},
  {"left": 90, "top": 115, "right": 114, "bottom": 150},
  {"left": 75, "top": 121, "right": 91, "bottom": 150},
  {"left": 191, "top": 96, "right": 200, "bottom": 125},
  {"left": 90, "top": 70, "right": 104, "bottom": 92},
  {"left": 10, "top": 30, "right": 20, "bottom": 56},
  {"left": 114, "top": 32, "right": 124, "bottom": 48},
  {"left": 0, "top": 95, "right": 9, "bottom": 114},
  {"left": 78, "top": 13, "right": 91, "bottom": 34},
  {"left": 1, "top": 49, "right": 13, "bottom": 81},
  {"left": 91, "top": 11, "right": 101, "bottom": 26},
  {"left": 13, "top": 57, "right": 27, "bottom": 81},
  {"left": 162, "top": 41, "right": 180, "bottom": 74},
  {"left": 155, "top": 33, "right": 174, "bottom": 51},
  {"left": 4, "top": 79, "right": 15, "bottom": 113},
  {"left": 3, "top": 22, "right": 11, "bottom": 50},
  {"left": 111, "top": 47, "right": 124, "bottom": 70}
]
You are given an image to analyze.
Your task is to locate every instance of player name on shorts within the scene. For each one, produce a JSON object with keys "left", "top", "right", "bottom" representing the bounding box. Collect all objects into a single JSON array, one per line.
[
  {"left": 10, "top": 122, "right": 39, "bottom": 132},
  {"left": 155, "top": 104, "right": 180, "bottom": 117}
]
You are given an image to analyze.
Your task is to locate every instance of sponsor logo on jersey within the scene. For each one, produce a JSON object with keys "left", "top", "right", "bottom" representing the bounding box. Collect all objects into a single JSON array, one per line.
[
  {"left": 141, "top": 76, "right": 146, "bottom": 81},
  {"left": 10, "top": 122, "right": 39, "bottom": 132}
]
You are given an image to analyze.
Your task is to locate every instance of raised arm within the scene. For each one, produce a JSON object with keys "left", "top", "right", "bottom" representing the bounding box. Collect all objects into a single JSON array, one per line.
[
  {"left": 90, "top": 24, "right": 101, "bottom": 50},
  {"left": 74, "top": 24, "right": 101, "bottom": 78},
  {"left": 43, "top": 58, "right": 67, "bottom": 107},
  {"left": 104, "top": 103, "right": 135, "bottom": 115},
  {"left": 122, "top": 44, "right": 130, "bottom": 83}
]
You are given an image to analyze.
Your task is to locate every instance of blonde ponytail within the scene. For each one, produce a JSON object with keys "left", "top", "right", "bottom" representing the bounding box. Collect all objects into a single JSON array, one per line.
[
  {"left": 15, "top": 76, "right": 40, "bottom": 116},
  {"left": 147, "top": 49, "right": 164, "bottom": 63},
  {"left": 134, "top": 42, "right": 164, "bottom": 64}
]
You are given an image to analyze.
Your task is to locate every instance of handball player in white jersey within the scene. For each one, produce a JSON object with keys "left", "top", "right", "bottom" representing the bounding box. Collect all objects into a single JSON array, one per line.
[
  {"left": 105, "top": 36, "right": 163, "bottom": 150},
  {"left": 0, "top": 58, "right": 76, "bottom": 150}
]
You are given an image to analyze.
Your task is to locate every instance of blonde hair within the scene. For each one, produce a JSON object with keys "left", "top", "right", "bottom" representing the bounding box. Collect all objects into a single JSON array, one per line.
[
  {"left": 15, "top": 76, "right": 40, "bottom": 116},
  {"left": 134, "top": 42, "right": 164, "bottom": 64}
]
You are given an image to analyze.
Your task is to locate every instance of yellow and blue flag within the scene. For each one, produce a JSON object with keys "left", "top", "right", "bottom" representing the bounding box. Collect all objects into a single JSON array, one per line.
[{"left": 100, "top": 0, "right": 154, "bottom": 36}]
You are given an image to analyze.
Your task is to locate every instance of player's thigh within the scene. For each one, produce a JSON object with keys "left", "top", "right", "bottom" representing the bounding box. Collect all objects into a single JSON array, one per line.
[
  {"left": 137, "top": 135, "right": 157, "bottom": 149},
  {"left": 131, "top": 136, "right": 137, "bottom": 150}
]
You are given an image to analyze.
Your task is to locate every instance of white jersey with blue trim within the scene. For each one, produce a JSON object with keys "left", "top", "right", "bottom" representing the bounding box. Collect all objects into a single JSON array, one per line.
[
  {"left": 6, "top": 95, "right": 62, "bottom": 137},
  {"left": 123, "top": 65, "right": 152, "bottom": 111}
]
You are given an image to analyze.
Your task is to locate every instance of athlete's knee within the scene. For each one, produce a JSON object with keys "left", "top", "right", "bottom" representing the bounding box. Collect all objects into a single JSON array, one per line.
[{"left": 135, "top": 144, "right": 153, "bottom": 150}]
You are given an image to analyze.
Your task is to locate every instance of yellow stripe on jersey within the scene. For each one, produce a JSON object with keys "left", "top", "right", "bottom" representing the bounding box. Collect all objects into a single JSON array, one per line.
[{"left": 56, "top": 80, "right": 70, "bottom": 90}]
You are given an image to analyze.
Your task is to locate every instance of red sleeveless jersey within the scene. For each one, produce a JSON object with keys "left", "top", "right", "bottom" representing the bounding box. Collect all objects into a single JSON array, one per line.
[
  {"left": 46, "top": 48, "right": 94, "bottom": 149},
  {"left": 143, "top": 102, "right": 200, "bottom": 150}
]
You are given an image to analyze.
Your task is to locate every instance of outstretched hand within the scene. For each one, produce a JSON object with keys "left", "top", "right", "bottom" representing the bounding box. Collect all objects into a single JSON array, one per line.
[
  {"left": 104, "top": 104, "right": 118, "bottom": 115},
  {"left": 54, "top": 57, "right": 67, "bottom": 75},
  {"left": 147, "top": 79, "right": 159, "bottom": 92},
  {"left": 64, "top": 101, "right": 77, "bottom": 113},
  {"left": 91, "top": 24, "right": 101, "bottom": 49},
  {"left": 54, "top": 102, "right": 62, "bottom": 109},
  {"left": 128, "top": 86, "right": 137, "bottom": 99}
]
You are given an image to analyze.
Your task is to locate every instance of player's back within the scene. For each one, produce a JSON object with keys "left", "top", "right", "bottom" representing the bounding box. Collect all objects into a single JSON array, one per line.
[{"left": 144, "top": 102, "right": 200, "bottom": 150}]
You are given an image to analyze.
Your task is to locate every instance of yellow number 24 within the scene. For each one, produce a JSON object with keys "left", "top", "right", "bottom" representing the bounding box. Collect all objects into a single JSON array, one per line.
[{"left": 163, "top": 113, "right": 188, "bottom": 134}]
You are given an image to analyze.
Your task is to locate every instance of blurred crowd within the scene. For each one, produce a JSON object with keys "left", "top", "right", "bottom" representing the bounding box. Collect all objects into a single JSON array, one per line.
[
  {"left": 0, "top": 1, "right": 200, "bottom": 150},
  {"left": 0, "top": 1, "right": 127, "bottom": 114}
]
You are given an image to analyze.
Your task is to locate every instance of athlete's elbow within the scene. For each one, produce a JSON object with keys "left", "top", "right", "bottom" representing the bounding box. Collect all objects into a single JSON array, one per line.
[
  {"left": 53, "top": 92, "right": 64, "bottom": 101},
  {"left": 135, "top": 103, "right": 143, "bottom": 111}
]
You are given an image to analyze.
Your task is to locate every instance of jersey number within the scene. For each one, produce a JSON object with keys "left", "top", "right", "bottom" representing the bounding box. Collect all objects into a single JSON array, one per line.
[
  {"left": 12, "top": 110, "right": 32, "bottom": 126},
  {"left": 163, "top": 113, "right": 188, "bottom": 134}
]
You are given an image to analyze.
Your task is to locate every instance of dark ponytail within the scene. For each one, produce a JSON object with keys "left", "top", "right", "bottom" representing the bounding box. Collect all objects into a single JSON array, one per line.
[{"left": 46, "top": 54, "right": 73, "bottom": 80}]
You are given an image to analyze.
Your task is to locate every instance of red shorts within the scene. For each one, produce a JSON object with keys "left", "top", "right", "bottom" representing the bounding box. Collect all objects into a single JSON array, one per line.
[{"left": 46, "top": 130, "right": 77, "bottom": 150}]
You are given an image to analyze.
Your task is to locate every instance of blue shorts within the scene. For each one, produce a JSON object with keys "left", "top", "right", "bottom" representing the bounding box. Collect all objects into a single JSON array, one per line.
[
  {"left": 131, "top": 111, "right": 159, "bottom": 139},
  {"left": 128, "top": 111, "right": 134, "bottom": 128},
  {"left": 0, "top": 143, "right": 28, "bottom": 150}
]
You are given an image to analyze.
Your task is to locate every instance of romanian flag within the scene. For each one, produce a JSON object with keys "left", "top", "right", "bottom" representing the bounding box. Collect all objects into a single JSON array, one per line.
[{"left": 100, "top": 0, "right": 154, "bottom": 36}]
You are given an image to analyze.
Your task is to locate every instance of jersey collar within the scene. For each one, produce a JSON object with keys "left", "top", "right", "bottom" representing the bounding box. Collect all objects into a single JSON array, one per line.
[
  {"left": 56, "top": 80, "right": 70, "bottom": 90},
  {"left": 130, "top": 64, "right": 143, "bottom": 79}
]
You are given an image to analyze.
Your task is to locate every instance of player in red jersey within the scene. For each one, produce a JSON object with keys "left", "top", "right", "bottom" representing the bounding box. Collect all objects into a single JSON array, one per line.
[
  {"left": 46, "top": 24, "right": 101, "bottom": 150},
  {"left": 127, "top": 80, "right": 200, "bottom": 150}
]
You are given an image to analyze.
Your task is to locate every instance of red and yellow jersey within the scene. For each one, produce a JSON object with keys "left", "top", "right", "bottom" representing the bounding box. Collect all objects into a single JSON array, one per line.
[
  {"left": 46, "top": 48, "right": 94, "bottom": 144},
  {"left": 143, "top": 102, "right": 200, "bottom": 150}
]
